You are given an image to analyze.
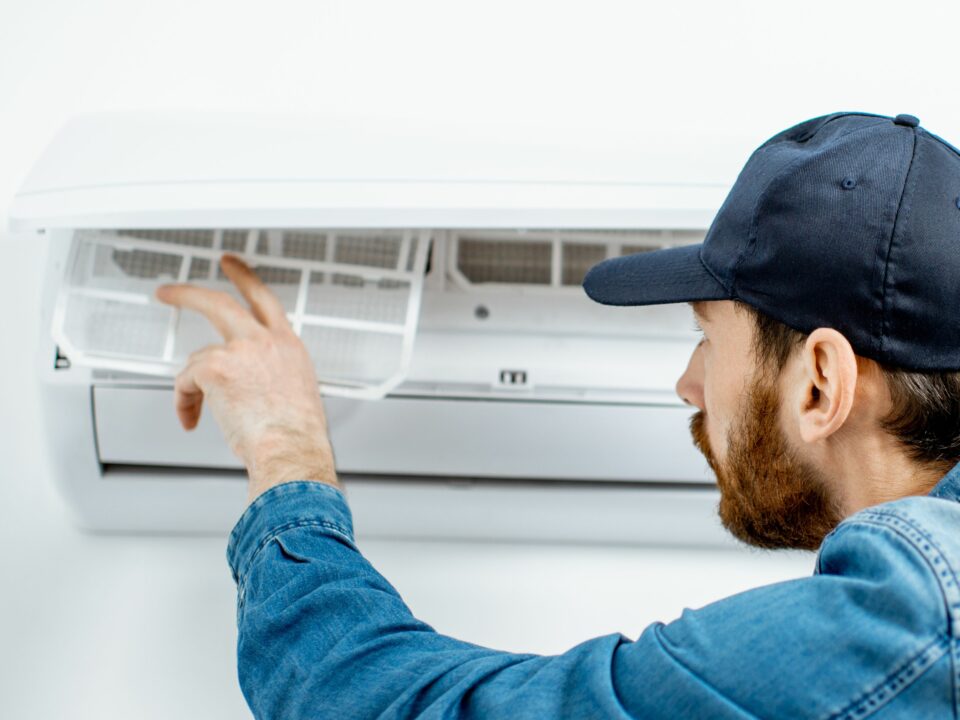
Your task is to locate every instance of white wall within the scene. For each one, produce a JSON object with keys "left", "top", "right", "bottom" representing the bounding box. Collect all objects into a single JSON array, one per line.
[{"left": 1, "top": 1, "right": 957, "bottom": 718}]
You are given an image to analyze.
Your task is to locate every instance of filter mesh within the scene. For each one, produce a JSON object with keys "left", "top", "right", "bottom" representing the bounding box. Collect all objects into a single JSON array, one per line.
[
  {"left": 458, "top": 237, "right": 553, "bottom": 284},
  {"left": 453, "top": 229, "right": 704, "bottom": 288},
  {"left": 188, "top": 257, "right": 212, "bottom": 280},
  {"left": 116, "top": 229, "right": 215, "bottom": 247},
  {"left": 223, "top": 231, "right": 249, "bottom": 253},
  {"left": 335, "top": 234, "right": 402, "bottom": 268},
  {"left": 562, "top": 243, "right": 607, "bottom": 286},
  {"left": 56, "top": 228, "right": 428, "bottom": 398},
  {"left": 106, "top": 248, "right": 183, "bottom": 281},
  {"left": 306, "top": 272, "right": 411, "bottom": 324},
  {"left": 63, "top": 296, "right": 173, "bottom": 358},
  {"left": 79, "top": 239, "right": 183, "bottom": 289},
  {"left": 282, "top": 231, "right": 329, "bottom": 261},
  {"left": 299, "top": 326, "right": 403, "bottom": 383}
]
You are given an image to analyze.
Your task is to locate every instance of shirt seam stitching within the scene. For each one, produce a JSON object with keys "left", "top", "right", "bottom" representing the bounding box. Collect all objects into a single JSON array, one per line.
[
  {"left": 651, "top": 624, "right": 761, "bottom": 719},
  {"left": 235, "top": 518, "right": 355, "bottom": 611},
  {"left": 854, "top": 509, "right": 960, "bottom": 625},
  {"left": 227, "top": 481, "right": 346, "bottom": 556},
  {"left": 827, "top": 634, "right": 949, "bottom": 720}
]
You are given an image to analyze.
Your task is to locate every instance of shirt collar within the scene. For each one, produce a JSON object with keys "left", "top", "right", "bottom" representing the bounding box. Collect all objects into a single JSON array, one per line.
[{"left": 928, "top": 459, "right": 960, "bottom": 502}]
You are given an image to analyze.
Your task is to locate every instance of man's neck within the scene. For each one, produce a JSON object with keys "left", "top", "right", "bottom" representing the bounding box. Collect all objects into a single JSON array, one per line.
[{"left": 829, "top": 432, "right": 952, "bottom": 516}]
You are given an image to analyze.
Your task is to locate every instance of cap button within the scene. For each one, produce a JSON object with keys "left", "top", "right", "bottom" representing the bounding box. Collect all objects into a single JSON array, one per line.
[{"left": 893, "top": 113, "right": 920, "bottom": 128}]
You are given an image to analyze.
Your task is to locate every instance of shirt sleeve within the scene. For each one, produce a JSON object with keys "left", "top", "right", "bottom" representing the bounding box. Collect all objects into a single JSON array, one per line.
[
  {"left": 227, "top": 482, "right": 656, "bottom": 718},
  {"left": 225, "top": 482, "right": 947, "bottom": 720}
]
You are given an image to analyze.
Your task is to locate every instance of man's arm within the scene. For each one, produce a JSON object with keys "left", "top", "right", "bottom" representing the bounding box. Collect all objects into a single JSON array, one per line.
[
  {"left": 156, "top": 256, "right": 945, "bottom": 719},
  {"left": 228, "top": 480, "right": 646, "bottom": 718}
]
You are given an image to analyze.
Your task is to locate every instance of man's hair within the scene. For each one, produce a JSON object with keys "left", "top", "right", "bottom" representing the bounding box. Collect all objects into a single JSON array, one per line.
[{"left": 738, "top": 302, "right": 960, "bottom": 468}]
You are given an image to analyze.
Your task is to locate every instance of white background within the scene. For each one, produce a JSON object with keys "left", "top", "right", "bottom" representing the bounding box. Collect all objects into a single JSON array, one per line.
[{"left": 1, "top": 1, "right": 958, "bottom": 718}]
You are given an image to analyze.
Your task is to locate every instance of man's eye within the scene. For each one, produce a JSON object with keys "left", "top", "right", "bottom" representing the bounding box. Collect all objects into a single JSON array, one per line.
[{"left": 691, "top": 319, "right": 706, "bottom": 346}]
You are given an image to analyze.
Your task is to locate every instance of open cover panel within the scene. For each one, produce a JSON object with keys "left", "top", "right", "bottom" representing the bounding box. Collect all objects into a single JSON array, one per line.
[{"left": 54, "top": 228, "right": 431, "bottom": 399}]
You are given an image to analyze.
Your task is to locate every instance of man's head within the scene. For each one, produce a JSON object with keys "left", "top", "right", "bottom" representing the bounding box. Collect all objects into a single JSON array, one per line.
[
  {"left": 678, "top": 300, "right": 841, "bottom": 550},
  {"left": 583, "top": 112, "right": 960, "bottom": 550},
  {"left": 675, "top": 299, "right": 960, "bottom": 549}
]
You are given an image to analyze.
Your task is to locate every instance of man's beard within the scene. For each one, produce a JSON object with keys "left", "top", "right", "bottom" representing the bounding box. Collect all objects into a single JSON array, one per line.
[{"left": 689, "top": 371, "right": 843, "bottom": 550}]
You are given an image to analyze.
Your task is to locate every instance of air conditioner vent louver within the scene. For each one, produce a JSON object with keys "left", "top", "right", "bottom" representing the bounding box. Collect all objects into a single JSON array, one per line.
[
  {"left": 450, "top": 229, "right": 704, "bottom": 289},
  {"left": 55, "top": 228, "right": 431, "bottom": 399}
]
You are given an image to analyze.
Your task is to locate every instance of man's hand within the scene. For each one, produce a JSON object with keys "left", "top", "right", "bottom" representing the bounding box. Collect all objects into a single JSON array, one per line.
[{"left": 156, "top": 254, "right": 339, "bottom": 504}]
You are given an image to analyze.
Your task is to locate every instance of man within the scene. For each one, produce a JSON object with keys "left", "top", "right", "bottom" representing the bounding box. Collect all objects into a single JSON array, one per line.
[{"left": 157, "top": 111, "right": 960, "bottom": 718}]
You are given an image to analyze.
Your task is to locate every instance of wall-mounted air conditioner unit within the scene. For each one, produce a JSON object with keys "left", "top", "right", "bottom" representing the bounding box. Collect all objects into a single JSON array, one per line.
[{"left": 12, "top": 113, "right": 733, "bottom": 544}]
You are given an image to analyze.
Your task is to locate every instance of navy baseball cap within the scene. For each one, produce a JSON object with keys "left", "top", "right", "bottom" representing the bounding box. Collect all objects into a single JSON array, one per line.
[{"left": 583, "top": 112, "right": 960, "bottom": 371}]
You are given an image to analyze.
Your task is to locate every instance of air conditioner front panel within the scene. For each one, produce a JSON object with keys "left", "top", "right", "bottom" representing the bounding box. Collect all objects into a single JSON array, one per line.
[
  {"left": 10, "top": 113, "right": 731, "bottom": 231},
  {"left": 93, "top": 386, "right": 713, "bottom": 484}
]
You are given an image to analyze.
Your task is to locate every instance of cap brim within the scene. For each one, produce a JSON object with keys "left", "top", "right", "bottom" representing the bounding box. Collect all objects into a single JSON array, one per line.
[{"left": 582, "top": 243, "right": 731, "bottom": 307}]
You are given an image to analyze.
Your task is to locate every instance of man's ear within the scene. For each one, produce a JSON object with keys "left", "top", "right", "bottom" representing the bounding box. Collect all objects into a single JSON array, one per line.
[{"left": 794, "top": 328, "right": 859, "bottom": 445}]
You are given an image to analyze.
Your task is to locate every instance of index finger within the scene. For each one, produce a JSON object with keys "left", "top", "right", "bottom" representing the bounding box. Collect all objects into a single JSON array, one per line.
[
  {"left": 155, "top": 284, "right": 263, "bottom": 340},
  {"left": 220, "top": 254, "right": 291, "bottom": 330}
]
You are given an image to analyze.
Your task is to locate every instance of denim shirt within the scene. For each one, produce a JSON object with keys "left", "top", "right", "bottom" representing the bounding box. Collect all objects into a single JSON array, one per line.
[{"left": 227, "top": 461, "right": 960, "bottom": 719}]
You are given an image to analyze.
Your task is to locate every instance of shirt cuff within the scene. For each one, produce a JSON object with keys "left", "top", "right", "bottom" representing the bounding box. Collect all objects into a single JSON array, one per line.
[{"left": 226, "top": 481, "right": 354, "bottom": 586}]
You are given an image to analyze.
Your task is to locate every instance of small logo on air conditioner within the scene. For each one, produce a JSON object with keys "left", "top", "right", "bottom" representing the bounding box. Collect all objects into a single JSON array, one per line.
[{"left": 498, "top": 369, "right": 529, "bottom": 387}]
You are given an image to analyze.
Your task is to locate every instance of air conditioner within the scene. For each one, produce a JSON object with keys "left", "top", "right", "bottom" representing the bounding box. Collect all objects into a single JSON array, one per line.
[{"left": 12, "top": 113, "right": 735, "bottom": 544}]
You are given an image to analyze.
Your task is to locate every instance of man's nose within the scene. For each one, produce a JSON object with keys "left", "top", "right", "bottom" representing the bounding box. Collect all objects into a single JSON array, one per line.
[{"left": 675, "top": 346, "right": 705, "bottom": 411}]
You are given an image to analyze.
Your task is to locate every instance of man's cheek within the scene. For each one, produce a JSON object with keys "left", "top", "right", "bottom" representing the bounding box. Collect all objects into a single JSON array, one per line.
[{"left": 703, "top": 410, "right": 726, "bottom": 464}]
